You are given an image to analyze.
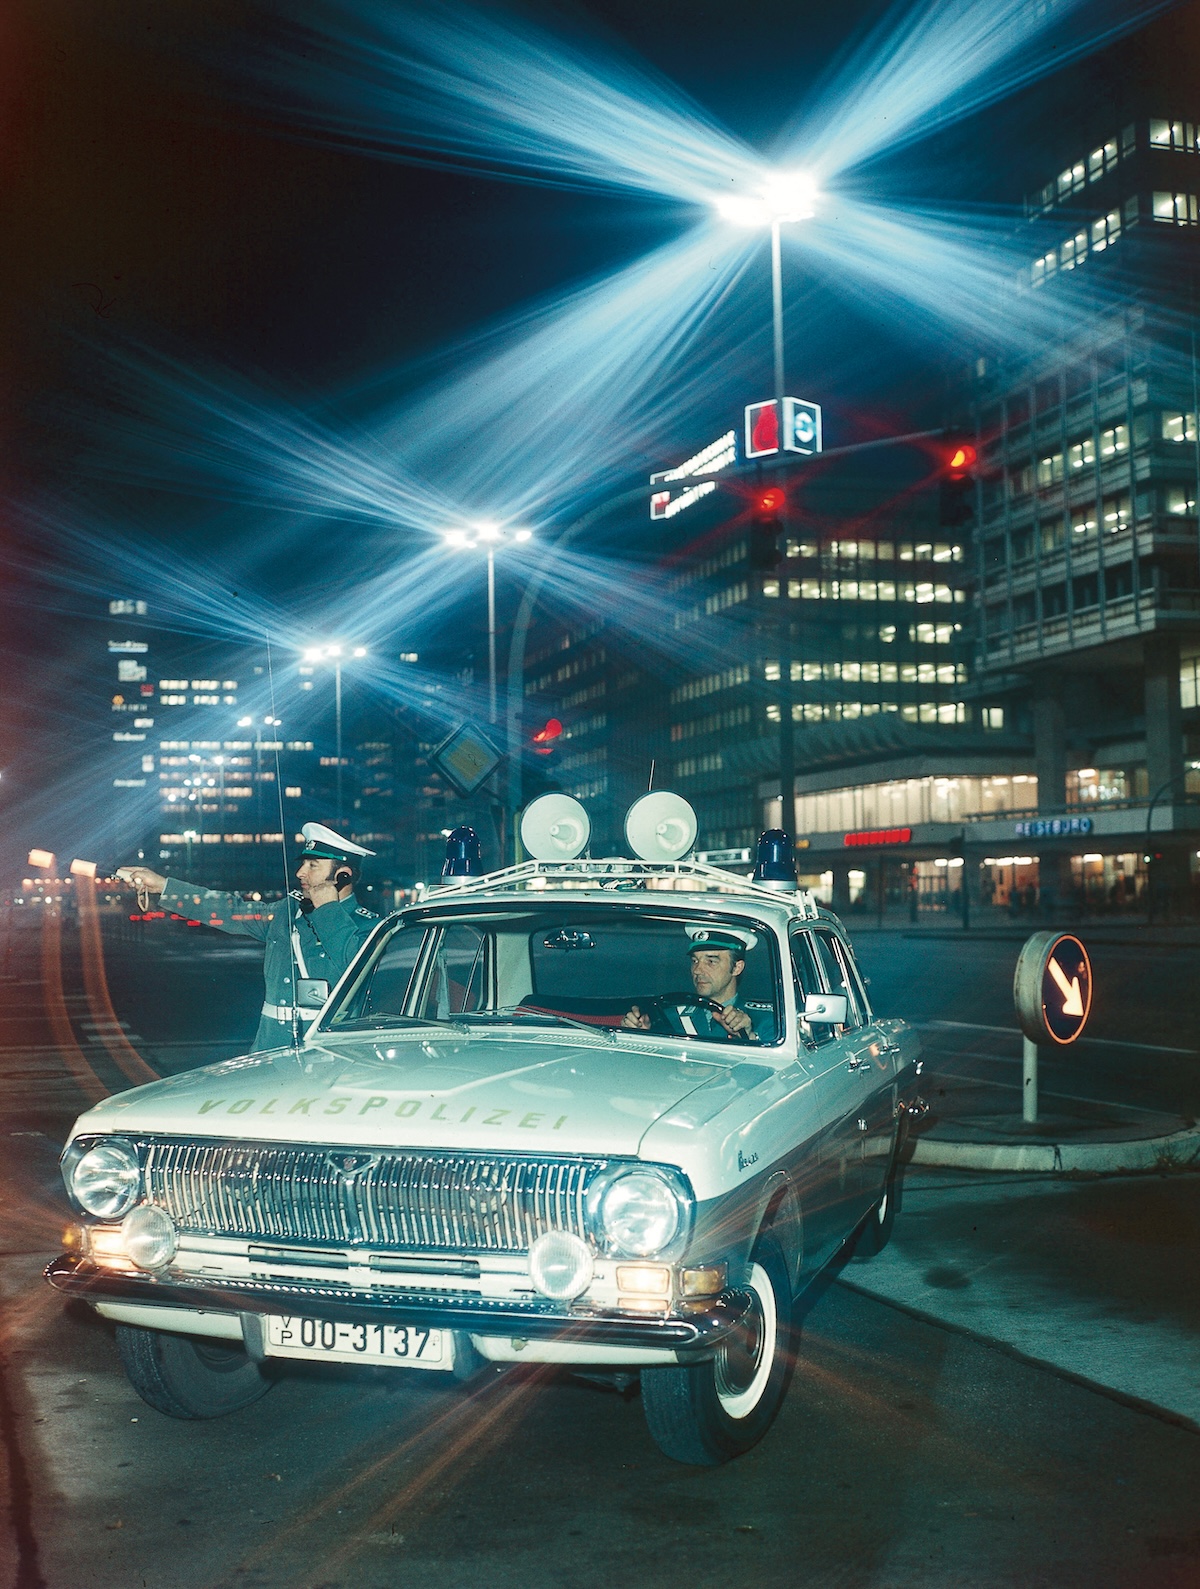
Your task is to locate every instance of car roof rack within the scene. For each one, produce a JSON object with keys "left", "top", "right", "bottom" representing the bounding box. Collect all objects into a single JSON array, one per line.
[{"left": 423, "top": 856, "right": 821, "bottom": 918}]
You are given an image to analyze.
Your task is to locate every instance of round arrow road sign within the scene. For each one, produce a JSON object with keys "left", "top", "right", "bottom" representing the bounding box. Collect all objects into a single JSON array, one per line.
[{"left": 1013, "top": 931, "right": 1092, "bottom": 1045}]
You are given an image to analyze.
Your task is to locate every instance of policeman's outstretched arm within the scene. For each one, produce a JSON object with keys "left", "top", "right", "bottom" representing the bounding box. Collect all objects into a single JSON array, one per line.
[{"left": 115, "top": 867, "right": 166, "bottom": 894}]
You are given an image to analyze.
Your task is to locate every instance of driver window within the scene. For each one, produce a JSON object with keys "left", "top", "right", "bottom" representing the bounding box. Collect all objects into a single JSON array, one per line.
[
  {"left": 791, "top": 932, "right": 836, "bottom": 1046},
  {"left": 811, "top": 929, "right": 864, "bottom": 1031}
]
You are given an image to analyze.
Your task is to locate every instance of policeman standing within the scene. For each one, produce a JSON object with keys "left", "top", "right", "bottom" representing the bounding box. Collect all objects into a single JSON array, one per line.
[{"left": 116, "top": 822, "right": 381, "bottom": 1052}]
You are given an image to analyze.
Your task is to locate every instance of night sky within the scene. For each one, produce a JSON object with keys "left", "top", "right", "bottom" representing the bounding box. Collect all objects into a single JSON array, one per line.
[{"left": 0, "top": 0, "right": 1176, "bottom": 869}]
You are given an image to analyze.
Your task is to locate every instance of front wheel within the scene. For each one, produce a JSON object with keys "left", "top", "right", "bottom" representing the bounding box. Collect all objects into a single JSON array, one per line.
[
  {"left": 116, "top": 1325, "right": 273, "bottom": 1419},
  {"left": 640, "top": 1231, "right": 795, "bottom": 1465}
]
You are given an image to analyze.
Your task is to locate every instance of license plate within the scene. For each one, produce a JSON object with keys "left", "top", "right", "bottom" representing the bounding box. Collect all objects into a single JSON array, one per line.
[{"left": 264, "top": 1315, "right": 449, "bottom": 1370}]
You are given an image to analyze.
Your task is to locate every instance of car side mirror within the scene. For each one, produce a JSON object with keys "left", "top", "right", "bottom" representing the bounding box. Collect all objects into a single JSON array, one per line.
[
  {"left": 804, "top": 992, "right": 848, "bottom": 1024},
  {"left": 297, "top": 977, "right": 330, "bottom": 1010}
]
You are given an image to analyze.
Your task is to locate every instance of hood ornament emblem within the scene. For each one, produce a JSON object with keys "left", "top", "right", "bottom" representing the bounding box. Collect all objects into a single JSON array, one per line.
[{"left": 327, "top": 1151, "right": 377, "bottom": 1178}]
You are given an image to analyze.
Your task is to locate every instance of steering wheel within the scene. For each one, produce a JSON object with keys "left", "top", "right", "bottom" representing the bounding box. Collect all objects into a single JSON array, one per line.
[{"left": 637, "top": 992, "right": 750, "bottom": 1041}]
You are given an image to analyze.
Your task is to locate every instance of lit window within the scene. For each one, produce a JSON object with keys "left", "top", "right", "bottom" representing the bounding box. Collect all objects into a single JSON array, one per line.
[
  {"left": 879, "top": 625, "right": 896, "bottom": 643},
  {"left": 1059, "top": 229, "right": 1088, "bottom": 270},
  {"left": 800, "top": 580, "right": 821, "bottom": 600},
  {"left": 762, "top": 579, "right": 780, "bottom": 598},
  {"left": 1087, "top": 140, "right": 1118, "bottom": 181},
  {"left": 1037, "top": 453, "right": 1064, "bottom": 488},
  {"left": 1152, "top": 191, "right": 1200, "bottom": 224},
  {"left": 1162, "top": 412, "right": 1198, "bottom": 443},
  {"left": 983, "top": 707, "right": 1005, "bottom": 731},
  {"left": 1092, "top": 209, "right": 1122, "bottom": 253},
  {"left": 160, "top": 694, "right": 186, "bottom": 706},
  {"left": 1102, "top": 494, "right": 1131, "bottom": 532},
  {"left": 284, "top": 786, "right": 302, "bottom": 798},
  {"left": 764, "top": 660, "right": 781, "bottom": 680},
  {"left": 1167, "top": 486, "right": 1197, "bottom": 515},
  {"left": 1100, "top": 423, "right": 1130, "bottom": 457},
  {"left": 1068, "top": 437, "right": 1096, "bottom": 471},
  {"left": 1070, "top": 506, "right": 1097, "bottom": 537},
  {"left": 1150, "top": 119, "right": 1199, "bottom": 153},
  {"left": 877, "top": 581, "right": 896, "bottom": 601}
]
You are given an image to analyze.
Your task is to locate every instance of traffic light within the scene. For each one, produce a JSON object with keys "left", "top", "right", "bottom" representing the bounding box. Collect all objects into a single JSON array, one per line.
[
  {"left": 522, "top": 718, "right": 563, "bottom": 803},
  {"left": 939, "top": 438, "right": 978, "bottom": 527},
  {"left": 750, "top": 486, "right": 786, "bottom": 570}
]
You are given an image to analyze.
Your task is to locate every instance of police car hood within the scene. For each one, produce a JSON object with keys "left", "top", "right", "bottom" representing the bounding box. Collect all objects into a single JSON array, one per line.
[{"left": 69, "top": 1028, "right": 738, "bottom": 1158}]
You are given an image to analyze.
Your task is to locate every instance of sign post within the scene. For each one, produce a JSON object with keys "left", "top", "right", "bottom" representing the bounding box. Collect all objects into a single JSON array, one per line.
[{"left": 1012, "top": 932, "right": 1093, "bottom": 1123}]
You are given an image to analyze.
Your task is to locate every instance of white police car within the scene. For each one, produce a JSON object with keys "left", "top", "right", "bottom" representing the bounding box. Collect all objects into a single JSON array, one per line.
[{"left": 47, "top": 794, "right": 922, "bottom": 1465}]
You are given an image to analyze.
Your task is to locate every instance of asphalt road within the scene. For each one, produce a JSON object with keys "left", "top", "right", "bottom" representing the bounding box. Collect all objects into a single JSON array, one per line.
[{"left": 2, "top": 912, "right": 1199, "bottom": 1588}]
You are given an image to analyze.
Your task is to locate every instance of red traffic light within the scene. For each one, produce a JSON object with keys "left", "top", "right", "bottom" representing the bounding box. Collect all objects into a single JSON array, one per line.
[
  {"left": 531, "top": 718, "right": 562, "bottom": 755},
  {"left": 946, "top": 443, "right": 977, "bottom": 475},
  {"left": 756, "top": 487, "right": 786, "bottom": 515}
]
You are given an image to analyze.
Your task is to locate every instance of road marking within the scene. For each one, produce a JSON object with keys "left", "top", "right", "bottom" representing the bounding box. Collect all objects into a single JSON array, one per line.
[
  {"left": 918, "top": 1019, "right": 1197, "bottom": 1056},
  {"left": 933, "top": 1067, "right": 1179, "bottom": 1119}
]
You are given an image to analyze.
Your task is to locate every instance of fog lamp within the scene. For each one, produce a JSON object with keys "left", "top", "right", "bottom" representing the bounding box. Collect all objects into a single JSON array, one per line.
[
  {"left": 616, "top": 1264, "right": 670, "bottom": 1295},
  {"left": 120, "top": 1204, "right": 178, "bottom": 1271},
  {"left": 529, "top": 1230, "right": 593, "bottom": 1301}
]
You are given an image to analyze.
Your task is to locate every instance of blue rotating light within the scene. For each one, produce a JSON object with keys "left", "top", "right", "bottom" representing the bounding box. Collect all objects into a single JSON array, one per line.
[
  {"left": 442, "top": 825, "right": 484, "bottom": 878},
  {"left": 752, "top": 829, "right": 798, "bottom": 891}
]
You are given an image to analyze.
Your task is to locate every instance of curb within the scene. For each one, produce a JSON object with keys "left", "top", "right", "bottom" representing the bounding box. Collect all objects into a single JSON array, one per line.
[{"left": 911, "top": 1121, "right": 1200, "bottom": 1174}]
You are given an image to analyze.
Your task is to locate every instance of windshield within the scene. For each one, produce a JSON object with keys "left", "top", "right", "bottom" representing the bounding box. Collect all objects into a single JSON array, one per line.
[{"left": 326, "top": 906, "right": 783, "bottom": 1046}]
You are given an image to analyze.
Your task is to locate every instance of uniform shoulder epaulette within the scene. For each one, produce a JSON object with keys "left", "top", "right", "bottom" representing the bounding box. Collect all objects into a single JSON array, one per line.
[{"left": 356, "top": 906, "right": 376, "bottom": 917}]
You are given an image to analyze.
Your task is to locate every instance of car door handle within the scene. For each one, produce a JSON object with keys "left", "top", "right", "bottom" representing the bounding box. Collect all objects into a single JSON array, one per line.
[{"left": 846, "top": 1057, "right": 872, "bottom": 1072}]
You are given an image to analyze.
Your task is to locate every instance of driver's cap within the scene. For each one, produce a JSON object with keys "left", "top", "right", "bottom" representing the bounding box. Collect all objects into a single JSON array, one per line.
[{"left": 684, "top": 923, "right": 757, "bottom": 956}]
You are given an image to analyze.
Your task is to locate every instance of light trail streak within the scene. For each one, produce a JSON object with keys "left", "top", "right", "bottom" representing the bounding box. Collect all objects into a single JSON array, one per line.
[
  {"left": 250, "top": 0, "right": 761, "bottom": 202},
  {"left": 74, "top": 876, "right": 160, "bottom": 1088},
  {"left": 38, "top": 903, "right": 108, "bottom": 1106}
]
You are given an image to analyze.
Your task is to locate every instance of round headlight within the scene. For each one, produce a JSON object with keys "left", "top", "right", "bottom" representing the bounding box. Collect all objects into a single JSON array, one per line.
[
  {"left": 69, "top": 1138, "right": 140, "bottom": 1219},
  {"left": 529, "top": 1230, "right": 593, "bottom": 1301},
  {"left": 593, "top": 1169, "right": 685, "bottom": 1259},
  {"left": 121, "top": 1204, "right": 177, "bottom": 1271}
]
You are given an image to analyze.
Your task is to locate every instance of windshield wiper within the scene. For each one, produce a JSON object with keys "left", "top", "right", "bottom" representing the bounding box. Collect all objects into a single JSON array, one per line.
[
  {"left": 465, "top": 1006, "right": 606, "bottom": 1037},
  {"left": 327, "top": 1014, "right": 452, "bottom": 1032}
]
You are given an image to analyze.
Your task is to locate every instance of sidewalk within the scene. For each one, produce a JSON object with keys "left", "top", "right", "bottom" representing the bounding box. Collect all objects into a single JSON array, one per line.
[{"left": 841, "top": 1167, "right": 1200, "bottom": 1432}]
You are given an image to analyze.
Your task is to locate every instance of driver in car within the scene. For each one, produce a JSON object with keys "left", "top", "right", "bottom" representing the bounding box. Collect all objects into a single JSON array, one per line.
[{"left": 622, "top": 925, "right": 776, "bottom": 1043}]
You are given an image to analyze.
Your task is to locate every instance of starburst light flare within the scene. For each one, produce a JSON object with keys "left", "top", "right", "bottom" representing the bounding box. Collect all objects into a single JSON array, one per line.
[
  {"left": 780, "top": 0, "right": 1174, "bottom": 182},
  {"left": 250, "top": 0, "right": 762, "bottom": 203}
]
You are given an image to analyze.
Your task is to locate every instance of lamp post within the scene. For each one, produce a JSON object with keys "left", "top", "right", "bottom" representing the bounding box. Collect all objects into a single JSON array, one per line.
[
  {"left": 714, "top": 171, "right": 818, "bottom": 840},
  {"left": 442, "top": 524, "right": 533, "bottom": 726},
  {"left": 302, "top": 645, "right": 367, "bottom": 826}
]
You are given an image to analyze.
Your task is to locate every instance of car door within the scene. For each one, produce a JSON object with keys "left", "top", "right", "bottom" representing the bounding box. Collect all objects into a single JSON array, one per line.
[
  {"left": 788, "top": 930, "right": 868, "bottom": 1266},
  {"left": 829, "top": 933, "right": 898, "bottom": 1208},
  {"left": 803, "top": 927, "right": 880, "bottom": 1238}
]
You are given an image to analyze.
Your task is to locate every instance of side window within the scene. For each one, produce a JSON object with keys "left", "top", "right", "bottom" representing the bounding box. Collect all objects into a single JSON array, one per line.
[
  {"left": 810, "top": 929, "right": 864, "bottom": 1031},
  {"left": 833, "top": 938, "right": 872, "bottom": 1023},
  {"left": 791, "top": 932, "right": 836, "bottom": 1046},
  {"left": 415, "top": 926, "right": 490, "bottom": 1018}
]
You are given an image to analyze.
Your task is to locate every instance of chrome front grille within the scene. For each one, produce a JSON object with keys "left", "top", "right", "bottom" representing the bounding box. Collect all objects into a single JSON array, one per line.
[{"left": 138, "top": 1139, "right": 605, "bottom": 1253}]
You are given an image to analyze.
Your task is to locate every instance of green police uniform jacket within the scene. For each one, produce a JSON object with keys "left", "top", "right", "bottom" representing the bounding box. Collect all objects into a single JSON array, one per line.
[
  {"left": 659, "top": 993, "right": 777, "bottom": 1044},
  {"left": 160, "top": 880, "right": 380, "bottom": 1053}
]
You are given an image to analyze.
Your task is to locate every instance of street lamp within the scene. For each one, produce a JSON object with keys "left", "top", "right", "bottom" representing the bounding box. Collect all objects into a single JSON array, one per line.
[
  {"left": 301, "top": 643, "right": 369, "bottom": 825},
  {"left": 442, "top": 524, "right": 534, "bottom": 726},
  {"left": 715, "top": 169, "right": 818, "bottom": 842},
  {"left": 714, "top": 171, "right": 818, "bottom": 420}
]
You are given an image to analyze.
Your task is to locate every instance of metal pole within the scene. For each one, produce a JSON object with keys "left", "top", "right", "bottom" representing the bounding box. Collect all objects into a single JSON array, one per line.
[
  {"left": 487, "top": 547, "right": 498, "bottom": 727},
  {"left": 771, "top": 219, "right": 785, "bottom": 411},
  {"left": 335, "top": 660, "right": 343, "bottom": 826},
  {"left": 1022, "top": 1035, "right": 1039, "bottom": 1123},
  {"left": 770, "top": 218, "right": 795, "bottom": 839}
]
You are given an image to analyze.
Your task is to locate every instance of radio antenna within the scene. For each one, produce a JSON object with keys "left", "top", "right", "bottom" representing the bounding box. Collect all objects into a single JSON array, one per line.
[
  {"left": 265, "top": 636, "right": 301, "bottom": 1051},
  {"left": 647, "top": 759, "right": 655, "bottom": 792}
]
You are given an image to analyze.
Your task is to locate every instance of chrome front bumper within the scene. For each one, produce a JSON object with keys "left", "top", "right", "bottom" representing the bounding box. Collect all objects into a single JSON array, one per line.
[{"left": 44, "top": 1254, "right": 751, "bottom": 1351}]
